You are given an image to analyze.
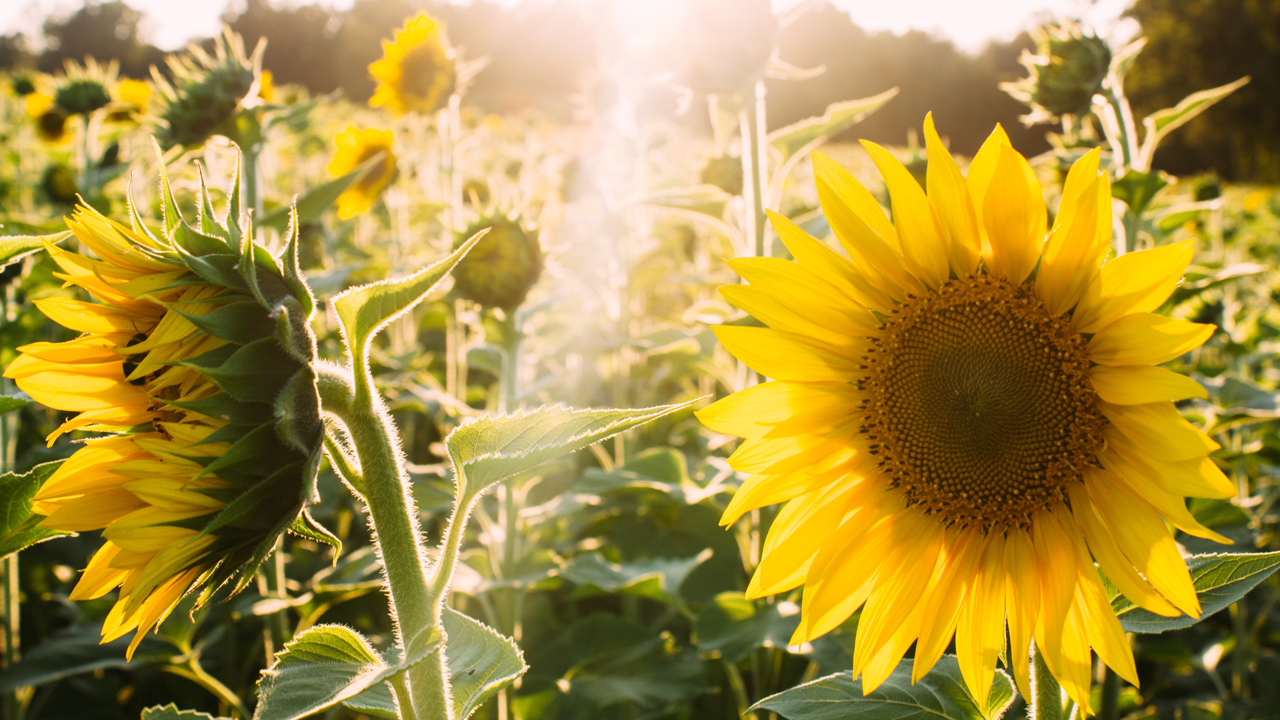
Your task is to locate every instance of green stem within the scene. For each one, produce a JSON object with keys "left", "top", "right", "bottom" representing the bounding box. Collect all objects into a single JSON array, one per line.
[
  {"left": 1031, "top": 643, "right": 1064, "bottom": 720},
  {"left": 722, "top": 659, "right": 753, "bottom": 720},
  {"left": 164, "top": 658, "right": 248, "bottom": 719},
  {"left": 79, "top": 114, "right": 96, "bottom": 202},
  {"left": 2, "top": 554, "right": 19, "bottom": 720},
  {"left": 496, "top": 320, "right": 523, "bottom": 720},
  {"left": 242, "top": 142, "right": 263, "bottom": 221},
  {"left": 1098, "top": 667, "right": 1120, "bottom": 720},
  {"left": 738, "top": 79, "right": 769, "bottom": 260},
  {"left": 317, "top": 366, "right": 442, "bottom": 719}
]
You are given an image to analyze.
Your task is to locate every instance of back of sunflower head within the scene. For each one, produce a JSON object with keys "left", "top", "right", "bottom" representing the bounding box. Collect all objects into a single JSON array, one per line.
[{"left": 5, "top": 148, "right": 329, "bottom": 656}]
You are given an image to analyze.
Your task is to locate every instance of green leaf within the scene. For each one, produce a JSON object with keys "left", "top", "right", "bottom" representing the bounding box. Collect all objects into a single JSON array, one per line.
[
  {"left": 140, "top": 704, "right": 231, "bottom": 720},
  {"left": 1112, "top": 551, "right": 1280, "bottom": 633},
  {"left": 562, "top": 549, "right": 712, "bottom": 609},
  {"left": 442, "top": 607, "right": 527, "bottom": 719},
  {"left": 0, "top": 461, "right": 69, "bottom": 560},
  {"left": 752, "top": 657, "right": 1013, "bottom": 720},
  {"left": 0, "top": 393, "right": 31, "bottom": 415},
  {"left": 695, "top": 592, "right": 802, "bottom": 663},
  {"left": 768, "top": 88, "right": 899, "bottom": 163},
  {"left": 0, "top": 623, "right": 172, "bottom": 692},
  {"left": 254, "top": 623, "right": 443, "bottom": 720},
  {"left": 642, "top": 185, "right": 732, "bottom": 219},
  {"left": 445, "top": 399, "right": 701, "bottom": 504},
  {"left": 289, "top": 508, "right": 341, "bottom": 556},
  {"left": 1143, "top": 76, "right": 1249, "bottom": 147},
  {"left": 332, "top": 234, "right": 482, "bottom": 362},
  {"left": 257, "top": 151, "right": 388, "bottom": 233},
  {"left": 0, "top": 231, "right": 69, "bottom": 268},
  {"left": 1111, "top": 169, "right": 1169, "bottom": 217},
  {"left": 343, "top": 608, "right": 526, "bottom": 720},
  {"left": 184, "top": 337, "right": 298, "bottom": 404}
]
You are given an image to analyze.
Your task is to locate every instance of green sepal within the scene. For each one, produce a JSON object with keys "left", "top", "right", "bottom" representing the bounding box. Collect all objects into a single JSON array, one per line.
[
  {"left": 273, "top": 368, "right": 323, "bottom": 457},
  {"left": 274, "top": 298, "right": 319, "bottom": 365},
  {"left": 183, "top": 337, "right": 298, "bottom": 404},
  {"left": 198, "top": 493, "right": 303, "bottom": 604},
  {"left": 154, "top": 138, "right": 186, "bottom": 238},
  {"left": 172, "top": 243, "right": 249, "bottom": 291},
  {"left": 194, "top": 423, "right": 282, "bottom": 480},
  {"left": 280, "top": 205, "right": 315, "bottom": 319},
  {"left": 196, "top": 164, "right": 227, "bottom": 240},
  {"left": 289, "top": 508, "right": 340, "bottom": 558},
  {"left": 198, "top": 462, "right": 299, "bottom": 536},
  {"left": 235, "top": 227, "right": 289, "bottom": 311},
  {"left": 224, "top": 150, "right": 245, "bottom": 254},
  {"left": 167, "top": 392, "right": 274, "bottom": 426},
  {"left": 167, "top": 300, "right": 275, "bottom": 345}
]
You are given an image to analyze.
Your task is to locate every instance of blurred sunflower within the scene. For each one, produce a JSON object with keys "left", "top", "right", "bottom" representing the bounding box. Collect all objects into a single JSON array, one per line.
[
  {"left": 115, "top": 77, "right": 151, "bottom": 110},
  {"left": 369, "top": 12, "right": 456, "bottom": 115},
  {"left": 5, "top": 163, "right": 325, "bottom": 656},
  {"left": 699, "top": 114, "right": 1229, "bottom": 713},
  {"left": 328, "top": 125, "right": 398, "bottom": 218}
]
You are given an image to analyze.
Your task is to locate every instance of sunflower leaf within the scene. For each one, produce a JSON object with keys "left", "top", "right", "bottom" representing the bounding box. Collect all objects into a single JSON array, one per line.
[
  {"left": 343, "top": 608, "right": 526, "bottom": 720},
  {"left": 0, "top": 622, "right": 172, "bottom": 692},
  {"left": 254, "top": 623, "right": 443, "bottom": 720},
  {"left": 140, "top": 704, "right": 231, "bottom": 720},
  {"left": 0, "top": 393, "right": 32, "bottom": 415},
  {"left": 767, "top": 88, "right": 899, "bottom": 164},
  {"left": 1112, "top": 551, "right": 1280, "bottom": 633},
  {"left": 0, "top": 461, "right": 70, "bottom": 560},
  {"left": 751, "top": 657, "right": 1014, "bottom": 720},
  {"left": 332, "top": 234, "right": 482, "bottom": 364},
  {"left": 0, "top": 231, "right": 68, "bottom": 268},
  {"left": 257, "top": 151, "right": 388, "bottom": 233},
  {"left": 445, "top": 399, "right": 701, "bottom": 505},
  {"left": 695, "top": 591, "right": 803, "bottom": 664}
]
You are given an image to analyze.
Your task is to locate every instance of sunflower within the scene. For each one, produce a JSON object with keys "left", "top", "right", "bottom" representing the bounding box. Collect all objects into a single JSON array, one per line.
[
  {"left": 369, "top": 12, "right": 456, "bottom": 116},
  {"left": 697, "top": 114, "right": 1230, "bottom": 713},
  {"left": 4, "top": 161, "right": 325, "bottom": 656},
  {"left": 328, "top": 125, "right": 398, "bottom": 219}
]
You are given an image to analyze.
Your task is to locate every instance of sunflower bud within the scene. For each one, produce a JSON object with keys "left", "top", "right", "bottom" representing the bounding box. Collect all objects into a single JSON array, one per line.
[
  {"left": 1005, "top": 20, "right": 1111, "bottom": 121},
  {"left": 369, "top": 12, "right": 457, "bottom": 116},
  {"left": 54, "top": 59, "right": 116, "bottom": 116},
  {"left": 680, "top": 0, "right": 777, "bottom": 96},
  {"left": 327, "top": 126, "right": 398, "bottom": 219},
  {"left": 453, "top": 216, "right": 542, "bottom": 310},
  {"left": 4, "top": 151, "right": 328, "bottom": 656},
  {"left": 152, "top": 27, "right": 262, "bottom": 149},
  {"left": 40, "top": 163, "right": 78, "bottom": 204}
]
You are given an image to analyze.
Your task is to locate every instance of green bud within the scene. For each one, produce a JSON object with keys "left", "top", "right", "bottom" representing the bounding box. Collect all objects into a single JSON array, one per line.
[
  {"left": 152, "top": 27, "right": 262, "bottom": 149},
  {"left": 453, "top": 216, "right": 542, "bottom": 311}
]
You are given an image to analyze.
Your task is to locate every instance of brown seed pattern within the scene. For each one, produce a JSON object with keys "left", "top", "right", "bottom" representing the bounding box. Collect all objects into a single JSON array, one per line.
[{"left": 857, "top": 273, "right": 1106, "bottom": 532}]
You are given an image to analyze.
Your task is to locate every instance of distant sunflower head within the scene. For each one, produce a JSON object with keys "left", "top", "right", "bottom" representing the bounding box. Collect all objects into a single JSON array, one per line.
[
  {"left": 27, "top": 92, "right": 70, "bottom": 145},
  {"left": 369, "top": 12, "right": 456, "bottom": 116},
  {"left": 699, "top": 114, "right": 1229, "bottom": 713},
  {"left": 327, "top": 125, "right": 398, "bottom": 219},
  {"left": 54, "top": 58, "right": 117, "bottom": 116},
  {"left": 5, "top": 153, "right": 329, "bottom": 657},
  {"left": 151, "top": 27, "right": 262, "bottom": 149},
  {"left": 452, "top": 215, "right": 542, "bottom": 311},
  {"left": 1005, "top": 19, "right": 1111, "bottom": 121},
  {"left": 12, "top": 74, "right": 37, "bottom": 97}
]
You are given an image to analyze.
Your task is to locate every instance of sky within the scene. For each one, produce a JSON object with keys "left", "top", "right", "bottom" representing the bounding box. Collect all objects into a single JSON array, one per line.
[{"left": 0, "top": 0, "right": 1135, "bottom": 54}]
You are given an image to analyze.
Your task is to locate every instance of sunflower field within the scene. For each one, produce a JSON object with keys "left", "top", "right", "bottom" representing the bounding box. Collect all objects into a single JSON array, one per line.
[{"left": 1, "top": 3, "right": 1279, "bottom": 720}]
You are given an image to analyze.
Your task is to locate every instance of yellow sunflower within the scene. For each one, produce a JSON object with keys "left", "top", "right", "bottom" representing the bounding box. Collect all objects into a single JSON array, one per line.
[
  {"left": 5, "top": 165, "right": 325, "bottom": 656},
  {"left": 698, "top": 114, "right": 1230, "bottom": 713},
  {"left": 368, "top": 12, "right": 456, "bottom": 116},
  {"left": 328, "top": 125, "right": 398, "bottom": 218}
]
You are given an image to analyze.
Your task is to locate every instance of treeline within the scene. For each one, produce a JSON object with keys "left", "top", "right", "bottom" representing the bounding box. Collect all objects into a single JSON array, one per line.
[{"left": 2, "top": 0, "right": 1275, "bottom": 181}]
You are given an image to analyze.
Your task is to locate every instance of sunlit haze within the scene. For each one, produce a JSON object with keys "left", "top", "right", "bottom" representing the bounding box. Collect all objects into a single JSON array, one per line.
[{"left": 2, "top": 0, "right": 1133, "bottom": 53}]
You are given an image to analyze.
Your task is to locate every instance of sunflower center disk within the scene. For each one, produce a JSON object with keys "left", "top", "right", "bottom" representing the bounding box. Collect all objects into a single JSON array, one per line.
[{"left": 859, "top": 274, "right": 1106, "bottom": 532}]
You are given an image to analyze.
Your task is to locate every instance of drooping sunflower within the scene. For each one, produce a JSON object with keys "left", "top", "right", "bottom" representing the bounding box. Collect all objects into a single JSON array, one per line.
[
  {"left": 368, "top": 12, "right": 456, "bottom": 116},
  {"left": 328, "top": 125, "right": 398, "bottom": 219},
  {"left": 698, "top": 114, "right": 1230, "bottom": 713},
  {"left": 5, "top": 157, "right": 327, "bottom": 656}
]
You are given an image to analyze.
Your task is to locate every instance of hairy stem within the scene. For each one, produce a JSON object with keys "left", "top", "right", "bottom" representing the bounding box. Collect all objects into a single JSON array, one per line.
[
  {"left": 1098, "top": 666, "right": 1120, "bottom": 720},
  {"left": 164, "top": 658, "right": 248, "bottom": 719},
  {"left": 317, "top": 364, "right": 442, "bottom": 719},
  {"left": 1031, "top": 643, "right": 1064, "bottom": 720}
]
